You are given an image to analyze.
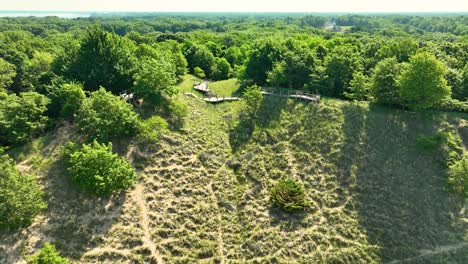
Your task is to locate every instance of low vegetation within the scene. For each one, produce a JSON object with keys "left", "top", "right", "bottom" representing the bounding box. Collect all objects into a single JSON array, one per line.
[
  {"left": 27, "top": 243, "right": 69, "bottom": 264},
  {"left": 66, "top": 141, "right": 136, "bottom": 196},
  {"left": 270, "top": 179, "right": 309, "bottom": 211},
  {"left": 0, "top": 154, "right": 46, "bottom": 231}
]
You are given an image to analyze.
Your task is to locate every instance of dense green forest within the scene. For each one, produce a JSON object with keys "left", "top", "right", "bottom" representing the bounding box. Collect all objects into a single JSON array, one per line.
[{"left": 0, "top": 13, "right": 467, "bottom": 263}]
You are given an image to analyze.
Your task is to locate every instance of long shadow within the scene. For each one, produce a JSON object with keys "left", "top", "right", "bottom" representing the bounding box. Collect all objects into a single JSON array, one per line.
[
  {"left": 38, "top": 158, "right": 127, "bottom": 260},
  {"left": 229, "top": 95, "right": 289, "bottom": 152},
  {"left": 338, "top": 104, "right": 467, "bottom": 262}
]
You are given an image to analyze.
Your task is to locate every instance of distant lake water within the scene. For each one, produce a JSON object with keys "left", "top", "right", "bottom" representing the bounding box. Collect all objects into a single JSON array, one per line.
[{"left": 0, "top": 11, "right": 91, "bottom": 18}]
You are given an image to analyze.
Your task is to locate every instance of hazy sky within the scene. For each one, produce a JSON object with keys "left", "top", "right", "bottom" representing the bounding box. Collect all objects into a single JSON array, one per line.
[{"left": 1, "top": 0, "right": 467, "bottom": 12}]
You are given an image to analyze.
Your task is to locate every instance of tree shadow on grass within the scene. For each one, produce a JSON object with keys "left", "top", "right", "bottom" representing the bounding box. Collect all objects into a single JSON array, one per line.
[
  {"left": 338, "top": 103, "right": 467, "bottom": 262},
  {"left": 229, "top": 96, "right": 289, "bottom": 152}
]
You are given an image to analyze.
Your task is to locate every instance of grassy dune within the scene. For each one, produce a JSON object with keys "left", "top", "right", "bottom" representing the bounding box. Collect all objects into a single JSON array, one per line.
[{"left": 1, "top": 77, "right": 467, "bottom": 263}]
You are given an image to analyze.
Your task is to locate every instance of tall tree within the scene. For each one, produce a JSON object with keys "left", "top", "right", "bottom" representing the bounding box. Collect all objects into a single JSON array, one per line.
[
  {"left": 398, "top": 52, "right": 451, "bottom": 109},
  {"left": 69, "top": 27, "right": 136, "bottom": 94},
  {"left": 0, "top": 58, "right": 16, "bottom": 91},
  {"left": 370, "top": 57, "right": 403, "bottom": 106}
]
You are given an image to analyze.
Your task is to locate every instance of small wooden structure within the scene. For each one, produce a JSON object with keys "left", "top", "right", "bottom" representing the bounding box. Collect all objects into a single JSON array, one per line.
[
  {"left": 191, "top": 82, "right": 240, "bottom": 103},
  {"left": 261, "top": 89, "right": 320, "bottom": 103}
]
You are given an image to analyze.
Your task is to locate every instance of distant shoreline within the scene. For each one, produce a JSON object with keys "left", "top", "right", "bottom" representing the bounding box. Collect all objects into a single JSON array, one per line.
[{"left": 0, "top": 11, "right": 467, "bottom": 18}]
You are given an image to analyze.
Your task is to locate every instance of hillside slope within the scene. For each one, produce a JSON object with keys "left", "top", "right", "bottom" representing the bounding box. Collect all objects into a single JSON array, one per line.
[{"left": 1, "top": 77, "right": 467, "bottom": 263}]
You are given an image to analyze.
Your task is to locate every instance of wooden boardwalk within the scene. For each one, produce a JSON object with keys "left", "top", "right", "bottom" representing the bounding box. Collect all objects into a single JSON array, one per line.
[
  {"left": 261, "top": 90, "right": 320, "bottom": 103},
  {"left": 191, "top": 82, "right": 240, "bottom": 103},
  {"left": 203, "top": 97, "right": 241, "bottom": 103}
]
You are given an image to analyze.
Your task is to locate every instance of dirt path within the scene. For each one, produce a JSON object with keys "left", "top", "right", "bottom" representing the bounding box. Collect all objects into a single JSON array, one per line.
[
  {"left": 133, "top": 184, "right": 164, "bottom": 264},
  {"left": 386, "top": 242, "right": 468, "bottom": 264}
]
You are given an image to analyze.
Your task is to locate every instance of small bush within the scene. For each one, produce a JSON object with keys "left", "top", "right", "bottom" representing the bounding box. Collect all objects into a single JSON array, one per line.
[
  {"left": 194, "top": 66, "right": 206, "bottom": 78},
  {"left": 75, "top": 87, "right": 140, "bottom": 142},
  {"left": 242, "top": 84, "right": 263, "bottom": 115},
  {"left": 47, "top": 82, "right": 86, "bottom": 119},
  {"left": 27, "top": 243, "right": 69, "bottom": 264},
  {"left": 447, "top": 155, "right": 468, "bottom": 198},
  {"left": 138, "top": 116, "right": 168, "bottom": 144},
  {"left": 166, "top": 100, "right": 188, "bottom": 129},
  {"left": 67, "top": 141, "right": 136, "bottom": 196},
  {"left": 433, "top": 98, "right": 468, "bottom": 113},
  {"left": 0, "top": 154, "right": 47, "bottom": 230},
  {"left": 417, "top": 131, "right": 463, "bottom": 166},
  {"left": 270, "top": 179, "right": 309, "bottom": 212}
]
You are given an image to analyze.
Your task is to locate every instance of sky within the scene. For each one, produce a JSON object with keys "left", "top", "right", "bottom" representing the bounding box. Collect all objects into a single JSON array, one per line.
[{"left": 1, "top": 0, "right": 467, "bottom": 13}]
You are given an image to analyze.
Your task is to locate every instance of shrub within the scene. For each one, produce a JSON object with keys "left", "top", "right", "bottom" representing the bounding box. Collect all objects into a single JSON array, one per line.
[
  {"left": 138, "top": 116, "right": 168, "bottom": 144},
  {"left": 0, "top": 92, "right": 49, "bottom": 146},
  {"left": 193, "top": 66, "right": 206, "bottom": 79},
  {"left": 242, "top": 85, "right": 263, "bottom": 115},
  {"left": 433, "top": 98, "right": 468, "bottom": 113},
  {"left": 0, "top": 154, "right": 47, "bottom": 230},
  {"left": 417, "top": 131, "right": 463, "bottom": 167},
  {"left": 67, "top": 141, "right": 136, "bottom": 196},
  {"left": 75, "top": 87, "right": 140, "bottom": 142},
  {"left": 166, "top": 100, "right": 188, "bottom": 129},
  {"left": 270, "top": 179, "right": 309, "bottom": 212},
  {"left": 447, "top": 155, "right": 468, "bottom": 198},
  {"left": 27, "top": 243, "right": 69, "bottom": 264}
]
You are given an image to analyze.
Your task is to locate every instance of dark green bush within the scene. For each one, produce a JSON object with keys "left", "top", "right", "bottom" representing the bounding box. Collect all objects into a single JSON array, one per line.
[
  {"left": 75, "top": 87, "right": 140, "bottom": 142},
  {"left": 417, "top": 131, "right": 464, "bottom": 166},
  {"left": 433, "top": 98, "right": 468, "bottom": 113},
  {"left": 0, "top": 92, "right": 49, "bottom": 146},
  {"left": 0, "top": 154, "right": 47, "bottom": 230},
  {"left": 27, "top": 243, "right": 69, "bottom": 264},
  {"left": 270, "top": 179, "right": 309, "bottom": 212},
  {"left": 67, "top": 141, "right": 136, "bottom": 196},
  {"left": 447, "top": 154, "right": 468, "bottom": 198},
  {"left": 46, "top": 82, "right": 86, "bottom": 119}
]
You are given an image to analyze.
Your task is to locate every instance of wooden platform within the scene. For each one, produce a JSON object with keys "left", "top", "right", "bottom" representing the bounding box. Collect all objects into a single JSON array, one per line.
[
  {"left": 193, "top": 82, "right": 210, "bottom": 93},
  {"left": 203, "top": 97, "right": 241, "bottom": 103},
  {"left": 261, "top": 90, "right": 320, "bottom": 102}
]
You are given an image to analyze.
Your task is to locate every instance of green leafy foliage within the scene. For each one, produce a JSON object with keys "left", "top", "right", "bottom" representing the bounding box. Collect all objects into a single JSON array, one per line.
[
  {"left": 270, "top": 179, "right": 309, "bottom": 212},
  {"left": 447, "top": 155, "right": 468, "bottom": 198},
  {"left": 344, "top": 71, "right": 370, "bottom": 101},
  {"left": 398, "top": 52, "right": 451, "bottom": 109},
  {"left": 193, "top": 67, "right": 206, "bottom": 78},
  {"left": 0, "top": 92, "right": 49, "bottom": 146},
  {"left": 138, "top": 116, "right": 168, "bottom": 144},
  {"left": 27, "top": 243, "right": 69, "bottom": 264},
  {"left": 67, "top": 141, "right": 136, "bottom": 196},
  {"left": 46, "top": 82, "right": 86, "bottom": 119},
  {"left": 68, "top": 27, "right": 136, "bottom": 93},
  {"left": 0, "top": 57, "right": 16, "bottom": 91},
  {"left": 75, "top": 87, "right": 140, "bottom": 142},
  {"left": 133, "top": 56, "right": 177, "bottom": 105},
  {"left": 370, "top": 57, "right": 402, "bottom": 106},
  {"left": 242, "top": 84, "right": 263, "bottom": 114},
  {"left": 165, "top": 100, "right": 188, "bottom": 129},
  {"left": 0, "top": 154, "right": 46, "bottom": 230},
  {"left": 321, "top": 45, "right": 362, "bottom": 98}
]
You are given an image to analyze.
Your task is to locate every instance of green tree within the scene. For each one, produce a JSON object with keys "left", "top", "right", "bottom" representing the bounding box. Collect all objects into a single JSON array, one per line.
[
  {"left": 25, "top": 51, "right": 54, "bottom": 93},
  {"left": 0, "top": 58, "right": 16, "bottom": 91},
  {"left": 75, "top": 88, "right": 140, "bottom": 142},
  {"left": 370, "top": 57, "right": 402, "bottom": 106},
  {"left": 133, "top": 56, "right": 177, "bottom": 105},
  {"left": 0, "top": 92, "right": 50, "bottom": 146},
  {"left": 242, "top": 85, "right": 263, "bottom": 115},
  {"left": 270, "top": 179, "right": 309, "bottom": 212},
  {"left": 67, "top": 141, "right": 136, "bottom": 196},
  {"left": 46, "top": 82, "right": 86, "bottom": 119},
  {"left": 212, "top": 57, "right": 232, "bottom": 80},
  {"left": 193, "top": 67, "right": 206, "bottom": 78},
  {"left": 27, "top": 243, "right": 69, "bottom": 264},
  {"left": 244, "top": 38, "right": 285, "bottom": 85},
  {"left": 0, "top": 154, "right": 46, "bottom": 230},
  {"left": 398, "top": 52, "right": 451, "bottom": 109},
  {"left": 69, "top": 27, "right": 136, "bottom": 93},
  {"left": 344, "top": 71, "right": 370, "bottom": 101},
  {"left": 321, "top": 45, "right": 362, "bottom": 98}
]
